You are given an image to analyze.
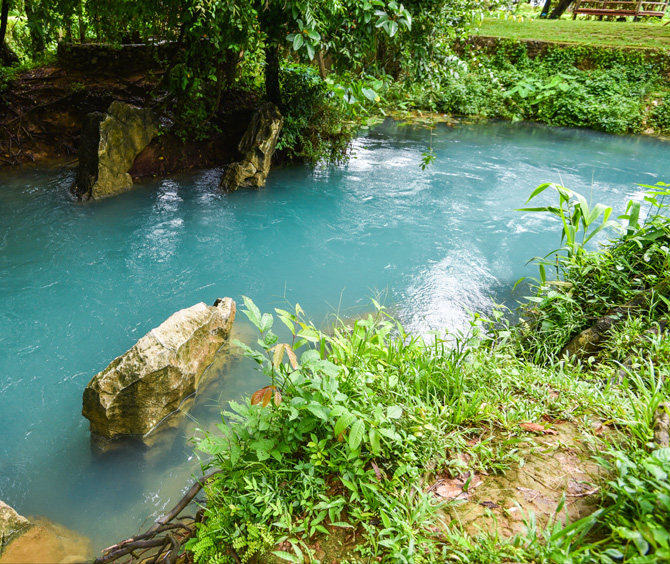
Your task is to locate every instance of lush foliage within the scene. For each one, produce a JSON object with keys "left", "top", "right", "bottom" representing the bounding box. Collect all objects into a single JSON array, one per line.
[
  {"left": 275, "top": 65, "right": 355, "bottom": 165},
  {"left": 386, "top": 41, "right": 670, "bottom": 136},
  {"left": 515, "top": 181, "right": 670, "bottom": 361},
  {"left": 186, "top": 177, "right": 670, "bottom": 563}
]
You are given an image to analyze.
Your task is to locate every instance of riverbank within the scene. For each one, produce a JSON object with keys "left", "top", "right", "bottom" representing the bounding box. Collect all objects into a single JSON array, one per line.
[
  {"left": 165, "top": 181, "right": 670, "bottom": 564},
  {"left": 3, "top": 120, "right": 666, "bottom": 561},
  {"left": 3, "top": 27, "right": 670, "bottom": 175},
  {"left": 0, "top": 62, "right": 258, "bottom": 173}
]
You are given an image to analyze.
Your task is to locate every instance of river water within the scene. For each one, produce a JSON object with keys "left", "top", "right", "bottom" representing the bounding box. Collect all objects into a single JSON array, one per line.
[{"left": 0, "top": 119, "right": 667, "bottom": 552}]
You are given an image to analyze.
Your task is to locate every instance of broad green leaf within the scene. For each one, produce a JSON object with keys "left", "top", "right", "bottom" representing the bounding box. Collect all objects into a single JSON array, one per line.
[
  {"left": 272, "top": 551, "right": 301, "bottom": 563},
  {"left": 334, "top": 412, "right": 356, "bottom": 436},
  {"left": 306, "top": 404, "right": 329, "bottom": 420},
  {"left": 378, "top": 427, "right": 401, "bottom": 442},
  {"left": 386, "top": 406, "right": 403, "bottom": 419},
  {"left": 329, "top": 405, "right": 346, "bottom": 418},
  {"left": 369, "top": 428, "right": 381, "bottom": 454},
  {"left": 241, "top": 295, "right": 261, "bottom": 328},
  {"left": 230, "top": 444, "right": 242, "bottom": 466},
  {"left": 389, "top": 20, "right": 398, "bottom": 37},
  {"left": 362, "top": 87, "right": 378, "bottom": 102},
  {"left": 260, "top": 312, "right": 273, "bottom": 333},
  {"left": 525, "top": 182, "right": 553, "bottom": 202},
  {"left": 340, "top": 478, "right": 357, "bottom": 491},
  {"left": 349, "top": 419, "right": 365, "bottom": 450}
]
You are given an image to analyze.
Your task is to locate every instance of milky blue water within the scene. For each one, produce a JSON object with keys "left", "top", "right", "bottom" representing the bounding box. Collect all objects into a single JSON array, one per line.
[{"left": 0, "top": 120, "right": 668, "bottom": 552}]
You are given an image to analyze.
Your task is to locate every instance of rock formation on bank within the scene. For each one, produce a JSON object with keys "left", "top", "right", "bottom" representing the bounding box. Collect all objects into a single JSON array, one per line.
[
  {"left": 0, "top": 516, "right": 92, "bottom": 564},
  {"left": 82, "top": 298, "right": 236, "bottom": 441},
  {"left": 74, "top": 101, "right": 159, "bottom": 200},
  {"left": 0, "top": 500, "right": 31, "bottom": 553},
  {"left": 220, "top": 102, "right": 283, "bottom": 192}
]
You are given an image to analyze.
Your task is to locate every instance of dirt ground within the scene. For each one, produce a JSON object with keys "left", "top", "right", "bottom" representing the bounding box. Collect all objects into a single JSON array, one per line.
[
  {"left": 437, "top": 423, "right": 605, "bottom": 538},
  {"left": 0, "top": 65, "right": 255, "bottom": 177}
]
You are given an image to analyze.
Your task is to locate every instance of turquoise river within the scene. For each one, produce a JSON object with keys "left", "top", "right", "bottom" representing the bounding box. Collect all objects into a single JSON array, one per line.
[{"left": 0, "top": 120, "right": 668, "bottom": 552}]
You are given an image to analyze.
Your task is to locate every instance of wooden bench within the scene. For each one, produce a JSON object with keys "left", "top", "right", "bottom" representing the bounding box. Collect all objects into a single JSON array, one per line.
[{"left": 572, "top": 0, "right": 669, "bottom": 19}]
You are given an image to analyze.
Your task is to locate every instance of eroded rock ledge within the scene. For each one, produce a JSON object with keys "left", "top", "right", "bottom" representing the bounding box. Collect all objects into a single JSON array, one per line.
[
  {"left": 74, "top": 101, "right": 159, "bottom": 200},
  {"left": 220, "top": 102, "right": 283, "bottom": 192},
  {"left": 82, "top": 298, "right": 235, "bottom": 443}
]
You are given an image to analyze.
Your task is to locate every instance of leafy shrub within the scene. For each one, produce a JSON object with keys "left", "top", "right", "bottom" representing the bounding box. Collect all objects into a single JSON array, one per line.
[
  {"left": 393, "top": 42, "right": 668, "bottom": 135},
  {"left": 515, "top": 182, "right": 670, "bottom": 360},
  {"left": 649, "top": 95, "right": 670, "bottom": 134},
  {"left": 590, "top": 448, "right": 670, "bottom": 563},
  {"left": 276, "top": 64, "right": 355, "bottom": 165}
]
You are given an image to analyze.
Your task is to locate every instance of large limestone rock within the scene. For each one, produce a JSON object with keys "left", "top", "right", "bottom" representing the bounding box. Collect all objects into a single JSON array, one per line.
[
  {"left": 82, "top": 298, "right": 236, "bottom": 441},
  {"left": 0, "top": 501, "right": 31, "bottom": 552},
  {"left": 74, "top": 101, "right": 159, "bottom": 200},
  {"left": 220, "top": 102, "right": 283, "bottom": 192}
]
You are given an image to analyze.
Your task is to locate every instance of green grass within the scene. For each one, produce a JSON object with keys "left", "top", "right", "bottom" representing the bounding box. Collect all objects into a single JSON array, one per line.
[
  {"left": 478, "top": 17, "right": 670, "bottom": 50},
  {"left": 183, "top": 182, "right": 670, "bottom": 564}
]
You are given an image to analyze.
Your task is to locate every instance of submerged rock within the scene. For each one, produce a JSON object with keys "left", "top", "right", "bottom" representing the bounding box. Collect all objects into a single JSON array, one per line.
[
  {"left": 0, "top": 517, "right": 92, "bottom": 564},
  {"left": 0, "top": 500, "right": 31, "bottom": 551},
  {"left": 74, "top": 101, "right": 159, "bottom": 200},
  {"left": 82, "top": 298, "right": 236, "bottom": 441},
  {"left": 220, "top": 102, "right": 283, "bottom": 192}
]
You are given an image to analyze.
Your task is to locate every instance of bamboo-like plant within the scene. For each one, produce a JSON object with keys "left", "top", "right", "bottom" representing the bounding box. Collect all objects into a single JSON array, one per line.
[{"left": 518, "top": 182, "right": 617, "bottom": 283}]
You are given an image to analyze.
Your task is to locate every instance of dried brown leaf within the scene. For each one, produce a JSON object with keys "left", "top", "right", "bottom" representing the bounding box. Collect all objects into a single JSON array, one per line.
[
  {"left": 435, "top": 483, "right": 466, "bottom": 499},
  {"left": 272, "top": 343, "right": 285, "bottom": 369},
  {"left": 370, "top": 460, "right": 382, "bottom": 481},
  {"left": 274, "top": 390, "right": 282, "bottom": 406},
  {"left": 251, "top": 387, "right": 266, "bottom": 406},
  {"left": 520, "top": 422, "right": 558, "bottom": 435},
  {"left": 285, "top": 345, "right": 299, "bottom": 369},
  {"left": 261, "top": 386, "right": 273, "bottom": 407}
]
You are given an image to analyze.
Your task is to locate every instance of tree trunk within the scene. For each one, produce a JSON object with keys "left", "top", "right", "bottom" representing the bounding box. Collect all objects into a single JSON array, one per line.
[
  {"left": 0, "top": 0, "right": 18, "bottom": 65},
  {"left": 317, "top": 51, "right": 327, "bottom": 80},
  {"left": 78, "top": 1, "right": 85, "bottom": 42},
  {"left": 549, "top": 0, "right": 574, "bottom": 18},
  {"left": 264, "top": 44, "right": 281, "bottom": 108},
  {"left": 0, "top": 0, "right": 10, "bottom": 47},
  {"left": 540, "top": 0, "right": 553, "bottom": 17}
]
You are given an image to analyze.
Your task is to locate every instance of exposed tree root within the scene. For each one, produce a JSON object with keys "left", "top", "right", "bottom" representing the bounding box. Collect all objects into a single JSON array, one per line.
[
  {"left": 561, "top": 279, "right": 669, "bottom": 360},
  {"left": 95, "top": 470, "right": 224, "bottom": 564}
]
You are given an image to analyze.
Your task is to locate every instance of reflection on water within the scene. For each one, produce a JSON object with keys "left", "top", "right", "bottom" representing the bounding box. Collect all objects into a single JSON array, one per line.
[{"left": 0, "top": 120, "right": 668, "bottom": 551}]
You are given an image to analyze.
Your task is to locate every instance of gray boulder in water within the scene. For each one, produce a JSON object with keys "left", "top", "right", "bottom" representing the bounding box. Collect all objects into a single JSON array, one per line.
[
  {"left": 82, "top": 298, "right": 235, "bottom": 441},
  {"left": 220, "top": 102, "right": 283, "bottom": 191},
  {"left": 74, "top": 101, "right": 159, "bottom": 200}
]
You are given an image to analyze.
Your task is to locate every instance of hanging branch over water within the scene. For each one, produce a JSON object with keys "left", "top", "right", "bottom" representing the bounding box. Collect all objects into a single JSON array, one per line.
[{"left": 95, "top": 470, "right": 224, "bottom": 564}]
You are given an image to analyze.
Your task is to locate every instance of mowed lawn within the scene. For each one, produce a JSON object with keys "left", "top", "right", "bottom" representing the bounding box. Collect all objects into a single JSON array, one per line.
[{"left": 478, "top": 17, "right": 670, "bottom": 49}]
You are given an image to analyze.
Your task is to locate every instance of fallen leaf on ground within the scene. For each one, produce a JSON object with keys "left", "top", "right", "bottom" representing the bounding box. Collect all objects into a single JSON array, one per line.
[
  {"left": 370, "top": 460, "right": 382, "bottom": 481},
  {"left": 435, "top": 482, "right": 466, "bottom": 499},
  {"left": 432, "top": 473, "right": 483, "bottom": 500},
  {"left": 520, "top": 422, "right": 558, "bottom": 435}
]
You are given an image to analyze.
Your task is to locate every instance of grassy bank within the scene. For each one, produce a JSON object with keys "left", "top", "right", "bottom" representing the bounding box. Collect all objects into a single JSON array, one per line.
[
  {"left": 382, "top": 39, "right": 670, "bottom": 136},
  {"left": 479, "top": 18, "right": 670, "bottom": 50},
  {"left": 184, "top": 182, "right": 670, "bottom": 564}
]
